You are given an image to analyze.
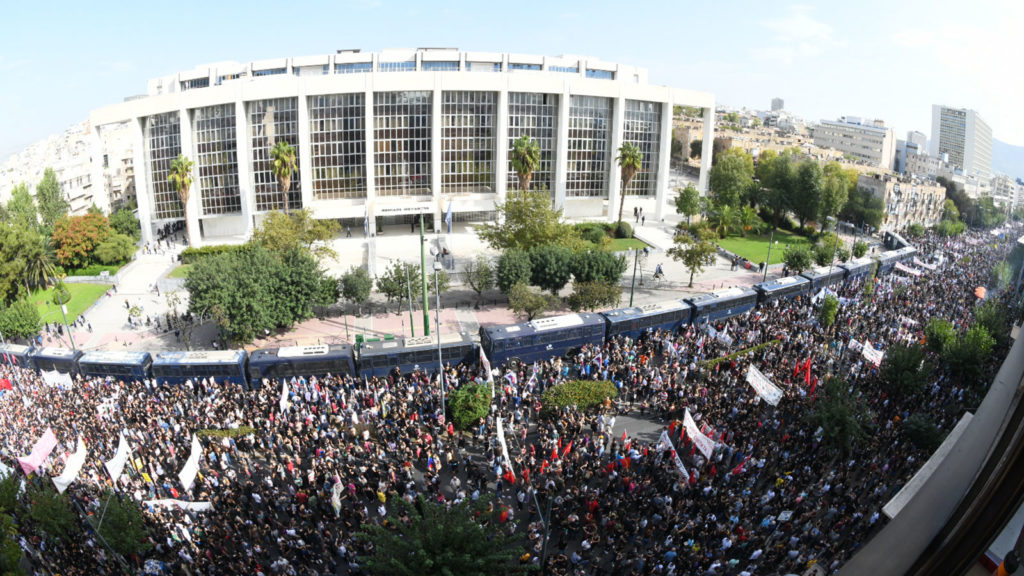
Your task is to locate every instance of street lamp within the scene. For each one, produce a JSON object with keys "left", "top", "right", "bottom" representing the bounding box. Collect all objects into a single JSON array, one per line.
[
  {"left": 827, "top": 216, "right": 839, "bottom": 280},
  {"left": 432, "top": 260, "right": 445, "bottom": 421},
  {"left": 763, "top": 228, "right": 776, "bottom": 282}
]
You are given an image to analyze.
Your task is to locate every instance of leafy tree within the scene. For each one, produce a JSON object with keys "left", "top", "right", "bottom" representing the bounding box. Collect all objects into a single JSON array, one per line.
[
  {"left": 616, "top": 142, "right": 644, "bottom": 224},
  {"left": 975, "top": 299, "right": 1009, "bottom": 346},
  {"left": 755, "top": 149, "right": 795, "bottom": 229},
  {"left": 782, "top": 244, "right": 813, "bottom": 274},
  {"left": 168, "top": 154, "right": 195, "bottom": 245},
  {"left": 21, "top": 228, "right": 54, "bottom": 294},
  {"left": 270, "top": 141, "right": 297, "bottom": 214},
  {"left": 35, "top": 168, "right": 68, "bottom": 232},
  {"left": 880, "top": 343, "right": 929, "bottom": 397},
  {"left": 942, "top": 198, "right": 960, "bottom": 222},
  {"left": 667, "top": 226, "right": 717, "bottom": 287},
  {"left": 924, "top": 318, "right": 956, "bottom": 355},
  {"left": 934, "top": 219, "right": 966, "bottom": 237},
  {"left": 341, "top": 266, "right": 372, "bottom": 314},
  {"left": 804, "top": 377, "right": 873, "bottom": 456},
  {"left": 819, "top": 295, "right": 839, "bottom": 328},
  {"left": 51, "top": 212, "right": 112, "bottom": 269},
  {"left": 529, "top": 244, "right": 573, "bottom": 295},
  {"left": 673, "top": 184, "right": 701, "bottom": 225},
  {"left": 567, "top": 280, "right": 621, "bottom": 312},
  {"left": 376, "top": 260, "right": 420, "bottom": 314},
  {"left": 819, "top": 162, "right": 849, "bottom": 227},
  {"left": 24, "top": 482, "right": 79, "bottom": 543},
  {"left": 496, "top": 250, "right": 532, "bottom": 294},
  {"left": 252, "top": 209, "right": 340, "bottom": 261},
  {"left": 905, "top": 223, "right": 926, "bottom": 238},
  {"left": 689, "top": 139, "right": 703, "bottom": 159},
  {"left": 462, "top": 255, "right": 494, "bottom": 308},
  {"left": 990, "top": 262, "right": 1013, "bottom": 294},
  {"left": 938, "top": 176, "right": 973, "bottom": 224},
  {"left": 839, "top": 187, "right": 884, "bottom": 230},
  {"left": 94, "top": 233, "right": 136, "bottom": 265},
  {"left": 0, "top": 226, "right": 28, "bottom": 304},
  {"left": 0, "top": 299, "right": 41, "bottom": 340},
  {"left": 813, "top": 242, "right": 834, "bottom": 267},
  {"left": 707, "top": 204, "right": 740, "bottom": 238},
  {"left": 510, "top": 134, "right": 541, "bottom": 194},
  {"left": 477, "top": 189, "right": 578, "bottom": 252},
  {"left": 449, "top": 383, "right": 491, "bottom": 430},
  {"left": 7, "top": 183, "right": 37, "bottom": 231},
  {"left": 904, "top": 413, "right": 943, "bottom": 452},
  {"left": 109, "top": 207, "right": 141, "bottom": 241},
  {"left": 357, "top": 496, "right": 530, "bottom": 576},
  {"left": 708, "top": 148, "right": 754, "bottom": 208},
  {"left": 93, "top": 491, "right": 151, "bottom": 558},
  {"left": 0, "top": 513, "right": 22, "bottom": 575},
  {"left": 792, "top": 160, "right": 823, "bottom": 229},
  {"left": 508, "top": 283, "right": 552, "bottom": 321},
  {"left": 836, "top": 245, "right": 851, "bottom": 262},
  {"left": 738, "top": 206, "right": 763, "bottom": 237},
  {"left": 975, "top": 196, "right": 1006, "bottom": 229},
  {"left": 943, "top": 324, "right": 995, "bottom": 384},
  {"left": 570, "top": 250, "right": 626, "bottom": 284},
  {"left": 852, "top": 240, "right": 869, "bottom": 258},
  {"left": 0, "top": 470, "right": 19, "bottom": 514},
  {"left": 318, "top": 274, "right": 340, "bottom": 307}
]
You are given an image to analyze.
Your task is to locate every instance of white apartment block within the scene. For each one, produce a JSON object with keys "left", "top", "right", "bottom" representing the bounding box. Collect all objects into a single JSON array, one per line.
[
  {"left": 930, "top": 105, "right": 992, "bottom": 179},
  {"left": 812, "top": 118, "right": 896, "bottom": 170},
  {"left": 858, "top": 173, "right": 945, "bottom": 232},
  {"left": 90, "top": 49, "right": 716, "bottom": 246}
]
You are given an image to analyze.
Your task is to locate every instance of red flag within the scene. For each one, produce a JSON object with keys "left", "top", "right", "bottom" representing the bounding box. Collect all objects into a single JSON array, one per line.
[
  {"left": 622, "top": 457, "right": 631, "bottom": 469},
  {"left": 503, "top": 470, "right": 516, "bottom": 484},
  {"left": 624, "top": 440, "right": 631, "bottom": 452},
  {"left": 551, "top": 447, "right": 558, "bottom": 461},
  {"left": 561, "top": 441, "right": 573, "bottom": 458},
  {"left": 710, "top": 464, "right": 717, "bottom": 477},
  {"left": 732, "top": 455, "right": 751, "bottom": 475},
  {"left": 522, "top": 468, "right": 529, "bottom": 485},
  {"left": 0, "top": 379, "right": 10, "bottom": 391},
  {"left": 793, "top": 359, "right": 804, "bottom": 377},
  {"left": 621, "top": 430, "right": 627, "bottom": 444},
  {"left": 804, "top": 357, "right": 813, "bottom": 385},
  {"left": 810, "top": 376, "right": 818, "bottom": 396},
  {"left": 540, "top": 460, "right": 549, "bottom": 474},
  {"left": 688, "top": 473, "right": 697, "bottom": 486}
]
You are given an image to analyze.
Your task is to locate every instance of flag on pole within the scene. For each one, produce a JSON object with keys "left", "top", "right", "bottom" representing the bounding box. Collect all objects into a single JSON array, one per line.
[
  {"left": 279, "top": 380, "right": 290, "bottom": 413},
  {"left": 178, "top": 434, "right": 202, "bottom": 493},
  {"left": 444, "top": 199, "right": 453, "bottom": 234},
  {"left": 52, "top": 437, "right": 87, "bottom": 494},
  {"left": 479, "top": 346, "right": 495, "bottom": 396},
  {"left": 105, "top": 433, "right": 132, "bottom": 483},
  {"left": 17, "top": 428, "right": 58, "bottom": 475}
]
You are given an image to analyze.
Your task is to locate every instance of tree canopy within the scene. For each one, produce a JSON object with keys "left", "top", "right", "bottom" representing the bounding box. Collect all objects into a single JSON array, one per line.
[
  {"left": 673, "top": 184, "right": 702, "bottom": 223},
  {"left": 708, "top": 148, "right": 754, "bottom": 208},
  {"left": 477, "top": 189, "right": 577, "bottom": 252},
  {"left": 668, "top": 226, "right": 717, "bottom": 287},
  {"left": 252, "top": 209, "right": 340, "bottom": 260},
  {"left": 35, "top": 168, "right": 68, "bottom": 232}
]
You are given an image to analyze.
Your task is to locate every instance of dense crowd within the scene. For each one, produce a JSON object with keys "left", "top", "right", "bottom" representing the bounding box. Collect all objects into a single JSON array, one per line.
[{"left": 0, "top": 227, "right": 1017, "bottom": 576}]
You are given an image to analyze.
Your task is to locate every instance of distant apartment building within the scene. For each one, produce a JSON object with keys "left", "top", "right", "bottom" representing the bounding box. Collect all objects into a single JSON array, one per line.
[
  {"left": 858, "top": 173, "right": 945, "bottom": 232},
  {"left": 930, "top": 105, "right": 992, "bottom": 178},
  {"left": 812, "top": 117, "right": 896, "bottom": 169},
  {"left": 895, "top": 131, "right": 927, "bottom": 174},
  {"left": 991, "top": 174, "right": 1021, "bottom": 211},
  {"left": 771, "top": 97, "right": 784, "bottom": 112}
]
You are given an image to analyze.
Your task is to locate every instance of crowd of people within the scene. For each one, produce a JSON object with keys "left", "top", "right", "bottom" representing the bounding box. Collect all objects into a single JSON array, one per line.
[{"left": 0, "top": 227, "right": 1017, "bottom": 576}]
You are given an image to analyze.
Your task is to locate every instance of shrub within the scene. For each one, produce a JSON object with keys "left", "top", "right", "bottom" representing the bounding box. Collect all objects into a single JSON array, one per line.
[
  {"left": 197, "top": 427, "right": 256, "bottom": 438},
  {"left": 449, "top": 383, "right": 491, "bottom": 430},
  {"left": 701, "top": 339, "right": 781, "bottom": 368},
  {"left": 64, "top": 264, "right": 122, "bottom": 277},
  {"left": 580, "top": 226, "right": 607, "bottom": 245},
  {"left": 615, "top": 221, "right": 633, "bottom": 239},
  {"left": 906, "top": 223, "right": 926, "bottom": 238},
  {"left": 180, "top": 244, "right": 247, "bottom": 264},
  {"left": 852, "top": 241, "right": 869, "bottom": 258},
  {"left": 94, "top": 233, "right": 136, "bottom": 265},
  {"left": 496, "top": 249, "right": 532, "bottom": 293},
  {"left": 540, "top": 380, "right": 617, "bottom": 416}
]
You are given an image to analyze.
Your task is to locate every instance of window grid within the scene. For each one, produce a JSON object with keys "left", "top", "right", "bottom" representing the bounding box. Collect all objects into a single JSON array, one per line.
[
  {"left": 586, "top": 69, "right": 614, "bottom": 80},
  {"left": 193, "top": 104, "right": 241, "bottom": 216},
  {"left": 423, "top": 61, "right": 459, "bottom": 72},
  {"left": 309, "top": 94, "right": 367, "bottom": 200},
  {"left": 379, "top": 61, "right": 416, "bottom": 72},
  {"left": 442, "top": 91, "right": 496, "bottom": 194},
  {"left": 253, "top": 68, "right": 287, "bottom": 77},
  {"left": 180, "top": 78, "right": 209, "bottom": 91},
  {"left": 509, "top": 63, "right": 541, "bottom": 71},
  {"left": 336, "top": 62, "right": 372, "bottom": 74},
  {"left": 622, "top": 100, "right": 661, "bottom": 197},
  {"left": 549, "top": 66, "right": 579, "bottom": 74},
  {"left": 507, "top": 93, "right": 558, "bottom": 193},
  {"left": 566, "top": 96, "right": 611, "bottom": 198},
  {"left": 249, "top": 98, "right": 302, "bottom": 212},
  {"left": 146, "top": 112, "right": 183, "bottom": 220},
  {"left": 373, "top": 91, "right": 432, "bottom": 197}
]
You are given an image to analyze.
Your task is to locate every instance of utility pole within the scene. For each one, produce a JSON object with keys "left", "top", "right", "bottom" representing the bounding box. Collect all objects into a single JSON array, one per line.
[
  {"left": 763, "top": 227, "right": 775, "bottom": 282},
  {"left": 420, "top": 214, "right": 430, "bottom": 336},
  {"left": 629, "top": 249, "right": 639, "bottom": 307},
  {"left": 405, "top": 263, "right": 415, "bottom": 338}
]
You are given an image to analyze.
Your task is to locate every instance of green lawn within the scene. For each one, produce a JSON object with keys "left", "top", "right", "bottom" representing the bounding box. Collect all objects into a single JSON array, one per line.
[
  {"left": 31, "top": 283, "right": 110, "bottom": 324},
  {"left": 716, "top": 229, "right": 811, "bottom": 265},
  {"left": 168, "top": 264, "right": 192, "bottom": 279},
  {"left": 608, "top": 238, "right": 649, "bottom": 251}
]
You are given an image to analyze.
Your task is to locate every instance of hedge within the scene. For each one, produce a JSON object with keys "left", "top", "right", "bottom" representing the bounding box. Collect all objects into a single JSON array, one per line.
[
  {"left": 701, "top": 339, "right": 781, "bottom": 369},
  {"left": 180, "top": 244, "right": 247, "bottom": 265},
  {"left": 540, "top": 380, "right": 617, "bottom": 416},
  {"left": 197, "top": 426, "right": 255, "bottom": 438},
  {"left": 65, "top": 264, "right": 124, "bottom": 277}
]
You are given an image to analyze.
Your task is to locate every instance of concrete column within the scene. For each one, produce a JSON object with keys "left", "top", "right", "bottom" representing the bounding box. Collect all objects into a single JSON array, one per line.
[
  {"left": 234, "top": 100, "right": 254, "bottom": 237},
  {"left": 554, "top": 88, "right": 570, "bottom": 209},
  {"left": 179, "top": 107, "right": 200, "bottom": 246},
  {"left": 697, "top": 105, "right": 715, "bottom": 194},
  {"left": 363, "top": 88, "right": 376, "bottom": 212},
  {"left": 298, "top": 95, "right": 314, "bottom": 210},
  {"left": 431, "top": 86, "right": 443, "bottom": 231},
  {"left": 494, "top": 88, "right": 509, "bottom": 204},
  {"left": 607, "top": 96, "right": 625, "bottom": 223},
  {"left": 654, "top": 99, "right": 673, "bottom": 221},
  {"left": 131, "top": 117, "right": 154, "bottom": 245}
]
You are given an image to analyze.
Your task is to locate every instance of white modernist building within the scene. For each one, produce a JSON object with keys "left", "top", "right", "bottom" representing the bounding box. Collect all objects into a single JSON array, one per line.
[
  {"left": 89, "top": 49, "right": 716, "bottom": 245},
  {"left": 930, "top": 104, "right": 992, "bottom": 179},
  {"left": 811, "top": 117, "right": 896, "bottom": 170}
]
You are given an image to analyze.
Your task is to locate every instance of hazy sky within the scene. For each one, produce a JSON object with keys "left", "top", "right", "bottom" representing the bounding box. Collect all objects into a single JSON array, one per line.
[{"left": 0, "top": 0, "right": 1020, "bottom": 160}]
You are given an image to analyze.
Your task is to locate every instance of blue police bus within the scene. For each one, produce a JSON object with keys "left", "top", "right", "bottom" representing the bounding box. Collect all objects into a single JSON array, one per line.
[
  {"left": 839, "top": 256, "right": 877, "bottom": 280},
  {"left": 753, "top": 275, "right": 810, "bottom": 303},
  {"left": 31, "top": 347, "right": 83, "bottom": 375},
  {"left": 602, "top": 300, "right": 694, "bottom": 341},
  {"left": 800, "top": 266, "right": 848, "bottom": 292},
  {"left": 152, "top": 350, "right": 248, "bottom": 387},
  {"left": 357, "top": 332, "right": 476, "bottom": 378},
  {"left": 78, "top": 350, "right": 153, "bottom": 380},
  {"left": 248, "top": 344, "right": 356, "bottom": 387},
  {"left": 686, "top": 288, "right": 759, "bottom": 324},
  {"left": 0, "top": 344, "right": 33, "bottom": 368},
  {"left": 480, "top": 313, "right": 606, "bottom": 366}
]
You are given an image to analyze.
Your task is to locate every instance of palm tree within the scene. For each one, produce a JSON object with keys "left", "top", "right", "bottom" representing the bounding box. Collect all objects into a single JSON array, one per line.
[
  {"left": 22, "top": 232, "right": 54, "bottom": 295},
  {"left": 168, "top": 155, "right": 194, "bottom": 246},
  {"left": 510, "top": 134, "right": 541, "bottom": 195},
  {"left": 739, "top": 206, "right": 764, "bottom": 238},
  {"left": 616, "top": 142, "right": 643, "bottom": 224},
  {"left": 709, "top": 204, "right": 739, "bottom": 238},
  {"left": 270, "top": 141, "right": 297, "bottom": 214}
]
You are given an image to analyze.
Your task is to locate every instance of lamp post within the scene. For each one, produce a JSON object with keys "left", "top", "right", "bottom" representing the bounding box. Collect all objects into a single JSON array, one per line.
[
  {"left": 432, "top": 260, "right": 445, "bottom": 420},
  {"left": 629, "top": 249, "right": 639, "bottom": 307},
  {"left": 763, "top": 227, "right": 776, "bottom": 282},
  {"left": 420, "top": 214, "right": 430, "bottom": 336},
  {"left": 827, "top": 216, "right": 839, "bottom": 280}
]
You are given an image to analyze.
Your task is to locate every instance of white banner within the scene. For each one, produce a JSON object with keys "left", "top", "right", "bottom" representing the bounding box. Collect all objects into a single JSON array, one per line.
[
  {"left": 684, "top": 409, "right": 716, "bottom": 460},
  {"left": 41, "top": 370, "right": 73, "bottom": 389},
  {"left": 848, "top": 338, "right": 863, "bottom": 353},
  {"left": 862, "top": 341, "right": 884, "bottom": 366},
  {"left": 52, "top": 437, "right": 87, "bottom": 494},
  {"left": 745, "top": 365, "right": 783, "bottom": 406},
  {"left": 331, "top": 480, "right": 343, "bottom": 515},
  {"left": 105, "top": 433, "right": 131, "bottom": 483},
  {"left": 717, "top": 332, "right": 734, "bottom": 347},
  {"left": 894, "top": 262, "right": 922, "bottom": 277},
  {"left": 143, "top": 499, "right": 213, "bottom": 512},
  {"left": 279, "top": 380, "right": 290, "bottom": 413},
  {"left": 913, "top": 257, "right": 936, "bottom": 271},
  {"left": 479, "top": 346, "right": 494, "bottom": 397},
  {"left": 496, "top": 416, "right": 513, "bottom": 473},
  {"left": 658, "top": 431, "right": 689, "bottom": 480},
  {"left": 178, "top": 434, "right": 202, "bottom": 493}
]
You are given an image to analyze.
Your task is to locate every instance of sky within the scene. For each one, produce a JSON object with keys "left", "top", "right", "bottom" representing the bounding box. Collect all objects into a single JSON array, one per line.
[{"left": 0, "top": 0, "right": 1021, "bottom": 161}]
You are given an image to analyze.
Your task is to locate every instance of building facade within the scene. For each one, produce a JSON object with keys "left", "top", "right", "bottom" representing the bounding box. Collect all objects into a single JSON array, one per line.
[
  {"left": 858, "top": 173, "right": 945, "bottom": 232},
  {"left": 89, "top": 49, "right": 715, "bottom": 245},
  {"left": 771, "top": 97, "right": 784, "bottom": 112},
  {"left": 991, "top": 174, "right": 1021, "bottom": 211},
  {"left": 811, "top": 117, "right": 896, "bottom": 169},
  {"left": 930, "top": 105, "right": 992, "bottom": 179}
]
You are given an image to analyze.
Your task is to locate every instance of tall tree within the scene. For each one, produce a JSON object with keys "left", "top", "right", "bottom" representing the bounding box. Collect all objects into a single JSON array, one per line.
[
  {"left": 340, "top": 266, "right": 372, "bottom": 315},
  {"left": 508, "top": 282, "right": 553, "bottom": 321},
  {"left": 270, "top": 141, "right": 297, "bottom": 214},
  {"left": 792, "top": 160, "right": 823, "bottom": 229},
  {"left": 375, "top": 260, "right": 421, "bottom": 314},
  {"left": 496, "top": 250, "right": 532, "bottom": 294},
  {"left": 570, "top": 249, "right": 627, "bottom": 284},
  {"left": 782, "top": 244, "right": 813, "bottom": 274},
  {"left": 93, "top": 491, "right": 152, "bottom": 558},
  {"left": 673, "top": 184, "right": 702, "bottom": 225},
  {"left": 667, "top": 226, "right": 717, "bottom": 287},
  {"left": 708, "top": 148, "right": 754, "bottom": 208},
  {"left": 462, "top": 255, "right": 495, "bottom": 309},
  {"left": 477, "top": 189, "right": 578, "bottom": 252},
  {"left": 755, "top": 149, "right": 795, "bottom": 229},
  {"left": 616, "top": 142, "right": 644, "bottom": 224},
  {"left": 168, "top": 154, "right": 195, "bottom": 246},
  {"left": 880, "top": 343, "right": 929, "bottom": 397},
  {"left": 35, "top": 167, "right": 69, "bottom": 232},
  {"left": 252, "top": 209, "right": 339, "bottom": 260},
  {"left": 819, "top": 162, "right": 849, "bottom": 228},
  {"left": 529, "top": 244, "right": 573, "bottom": 295},
  {"left": 804, "top": 377, "right": 873, "bottom": 456},
  {"left": 510, "top": 134, "right": 541, "bottom": 194},
  {"left": 51, "top": 212, "right": 112, "bottom": 270},
  {"left": 7, "top": 183, "right": 37, "bottom": 231},
  {"left": 567, "top": 280, "right": 621, "bottom": 312},
  {"left": 21, "top": 227, "right": 53, "bottom": 293}
]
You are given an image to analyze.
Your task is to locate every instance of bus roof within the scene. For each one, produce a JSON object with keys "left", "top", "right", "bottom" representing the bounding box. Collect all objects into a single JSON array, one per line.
[
  {"left": 153, "top": 350, "right": 245, "bottom": 364},
  {"left": 360, "top": 332, "right": 473, "bottom": 354},
  {"left": 34, "top": 347, "right": 80, "bottom": 358},
  {"left": 603, "top": 300, "right": 690, "bottom": 319},
  {"left": 0, "top": 344, "right": 32, "bottom": 355},
  {"left": 484, "top": 313, "right": 603, "bottom": 340},
  {"left": 80, "top": 351, "right": 151, "bottom": 364}
]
